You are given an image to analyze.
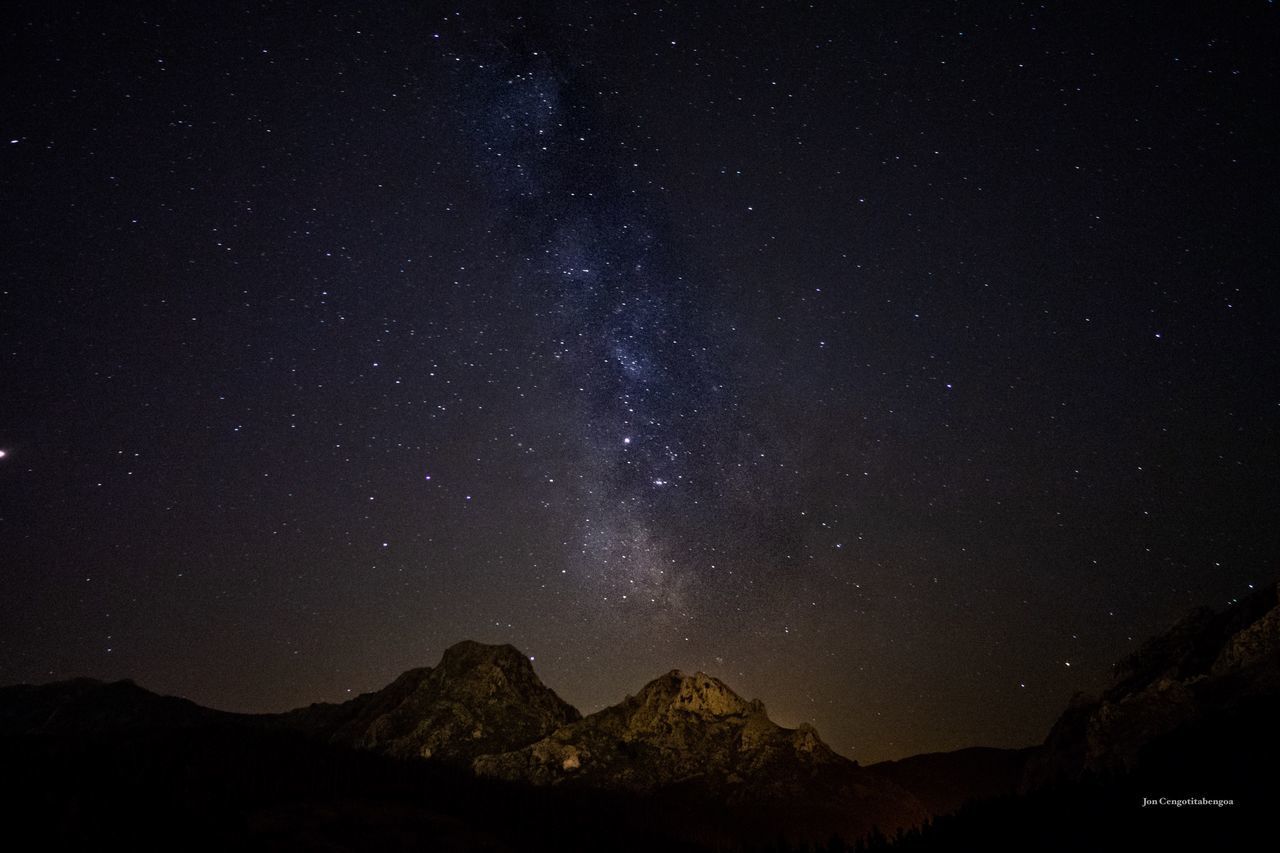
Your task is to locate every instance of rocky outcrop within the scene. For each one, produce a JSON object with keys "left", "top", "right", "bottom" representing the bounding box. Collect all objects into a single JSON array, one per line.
[
  {"left": 474, "top": 669, "right": 926, "bottom": 840},
  {"left": 1213, "top": 602, "right": 1280, "bottom": 674},
  {"left": 1023, "top": 582, "right": 1280, "bottom": 789},
  {"left": 284, "top": 640, "right": 580, "bottom": 765}
]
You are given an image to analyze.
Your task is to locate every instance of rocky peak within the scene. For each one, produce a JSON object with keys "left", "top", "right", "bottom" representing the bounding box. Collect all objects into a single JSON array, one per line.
[
  {"left": 472, "top": 666, "right": 851, "bottom": 793},
  {"left": 631, "top": 670, "right": 763, "bottom": 722},
  {"left": 472, "top": 667, "right": 925, "bottom": 841},
  {"left": 1023, "top": 581, "right": 1280, "bottom": 789},
  {"left": 290, "top": 640, "right": 579, "bottom": 765},
  {"left": 437, "top": 640, "right": 535, "bottom": 675}
]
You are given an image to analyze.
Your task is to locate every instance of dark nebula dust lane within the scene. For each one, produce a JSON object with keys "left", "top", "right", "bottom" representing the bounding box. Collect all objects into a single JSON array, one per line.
[{"left": 0, "top": 1, "right": 1276, "bottom": 762}]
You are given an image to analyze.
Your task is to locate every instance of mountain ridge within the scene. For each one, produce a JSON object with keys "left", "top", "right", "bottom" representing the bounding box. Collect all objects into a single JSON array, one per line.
[
  {"left": 3, "top": 583, "right": 1275, "bottom": 847},
  {"left": 470, "top": 666, "right": 927, "bottom": 841},
  {"left": 0, "top": 643, "right": 929, "bottom": 842}
]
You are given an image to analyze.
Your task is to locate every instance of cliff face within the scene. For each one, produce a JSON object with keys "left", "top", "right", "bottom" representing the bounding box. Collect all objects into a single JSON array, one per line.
[
  {"left": 474, "top": 669, "right": 927, "bottom": 840},
  {"left": 285, "top": 640, "right": 580, "bottom": 764},
  {"left": 1023, "top": 582, "right": 1280, "bottom": 789}
]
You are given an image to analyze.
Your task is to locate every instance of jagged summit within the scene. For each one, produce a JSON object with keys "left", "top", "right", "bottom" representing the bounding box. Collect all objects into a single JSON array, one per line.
[
  {"left": 472, "top": 664, "right": 847, "bottom": 792},
  {"left": 630, "top": 669, "right": 764, "bottom": 720},
  {"left": 437, "top": 639, "right": 534, "bottom": 671},
  {"left": 283, "top": 640, "right": 579, "bottom": 764},
  {"left": 472, "top": 664, "right": 923, "bottom": 840}
]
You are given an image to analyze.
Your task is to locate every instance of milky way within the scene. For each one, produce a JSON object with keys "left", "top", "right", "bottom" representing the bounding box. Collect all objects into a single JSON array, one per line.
[{"left": 452, "top": 32, "right": 754, "bottom": 620}]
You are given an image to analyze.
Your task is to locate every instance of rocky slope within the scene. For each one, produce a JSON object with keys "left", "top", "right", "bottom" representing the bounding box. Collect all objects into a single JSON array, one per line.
[
  {"left": 1023, "top": 581, "right": 1280, "bottom": 789},
  {"left": 282, "top": 640, "right": 580, "bottom": 764},
  {"left": 474, "top": 669, "right": 927, "bottom": 840}
]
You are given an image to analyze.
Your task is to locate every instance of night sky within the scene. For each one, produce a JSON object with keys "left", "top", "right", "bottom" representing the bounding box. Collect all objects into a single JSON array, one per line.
[{"left": 2, "top": 1, "right": 1276, "bottom": 764}]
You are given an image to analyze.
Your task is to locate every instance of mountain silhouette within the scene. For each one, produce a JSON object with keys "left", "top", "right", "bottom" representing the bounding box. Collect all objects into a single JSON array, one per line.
[{"left": 1, "top": 588, "right": 1275, "bottom": 851}]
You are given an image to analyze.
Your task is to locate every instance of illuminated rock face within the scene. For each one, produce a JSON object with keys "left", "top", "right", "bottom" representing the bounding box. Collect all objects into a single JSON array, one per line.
[
  {"left": 284, "top": 640, "right": 580, "bottom": 765},
  {"left": 472, "top": 669, "right": 927, "bottom": 841},
  {"left": 473, "top": 669, "right": 833, "bottom": 790},
  {"left": 282, "top": 648, "right": 926, "bottom": 839}
]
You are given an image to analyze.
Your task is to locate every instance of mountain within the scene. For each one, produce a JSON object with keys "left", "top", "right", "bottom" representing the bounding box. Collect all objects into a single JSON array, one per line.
[
  {"left": 867, "top": 746, "right": 1033, "bottom": 818},
  {"left": 474, "top": 668, "right": 927, "bottom": 841},
  {"left": 0, "top": 647, "right": 923, "bottom": 849},
  {"left": 1022, "top": 581, "right": 1280, "bottom": 790},
  {"left": 281, "top": 640, "right": 580, "bottom": 764}
]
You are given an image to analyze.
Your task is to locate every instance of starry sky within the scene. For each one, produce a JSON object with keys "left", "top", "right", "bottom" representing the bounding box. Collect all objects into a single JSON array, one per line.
[{"left": 1, "top": 1, "right": 1276, "bottom": 763}]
